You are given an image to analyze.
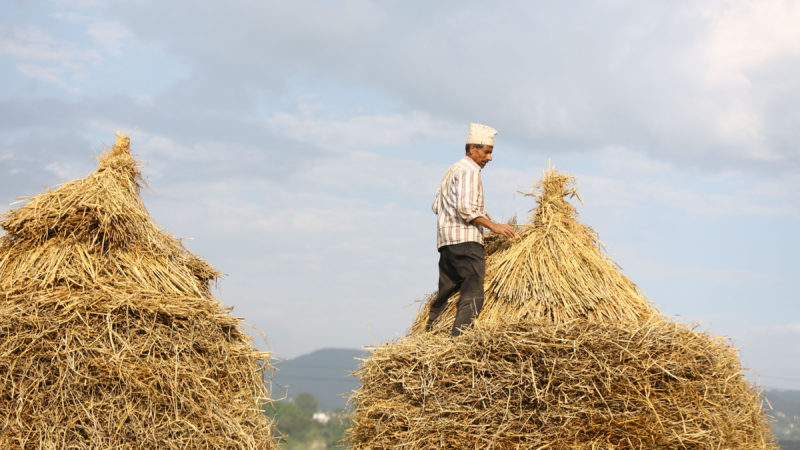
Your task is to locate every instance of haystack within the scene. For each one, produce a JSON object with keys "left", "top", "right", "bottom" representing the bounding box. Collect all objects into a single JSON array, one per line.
[
  {"left": 349, "top": 167, "right": 775, "bottom": 448},
  {"left": 0, "top": 135, "right": 277, "bottom": 448}
]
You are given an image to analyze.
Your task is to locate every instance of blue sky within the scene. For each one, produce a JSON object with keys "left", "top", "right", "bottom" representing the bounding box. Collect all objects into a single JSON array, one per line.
[{"left": 1, "top": 0, "right": 799, "bottom": 389}]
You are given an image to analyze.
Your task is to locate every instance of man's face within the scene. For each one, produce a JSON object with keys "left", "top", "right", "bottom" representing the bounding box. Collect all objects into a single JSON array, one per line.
[{"left": 467, "top": 145, "right": 493, "bottom": 168}]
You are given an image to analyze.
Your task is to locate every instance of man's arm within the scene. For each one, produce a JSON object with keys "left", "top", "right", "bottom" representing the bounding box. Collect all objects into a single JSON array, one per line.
[{"left": 471, "top": 216, "right": 517, "bottom": 239}]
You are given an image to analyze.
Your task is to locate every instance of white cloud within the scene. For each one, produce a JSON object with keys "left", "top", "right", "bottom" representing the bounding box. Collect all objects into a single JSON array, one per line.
[
  {"left": 687, "top": 0, "right": 800, "bottom": 164},
  {"left": 53, "top": 0, "right": 107, "bottom": 8},
  {"left": 265, "top": 107, "right": 461, "bottom": 150},
  {"left": 51, "top": 11, "right": 96, "bottom": 23},
  {"left": 754, "top": 322, "right": 800, "bottom": 335},
  {"left": 576, "top": 172, "right": 800, "bottom": 219},
  {"left": 86, "top": 21, "right": 132, "bottom": 55},
  {"left": 291, "top": 150, "right": 441, "bottom": 199},
  {"left": 115, "top": 0, "right": 800, "bottom": 171},
  {"left": 0, "top": 25, "right": 99, "bottom": 67},
  {"left": 16, "top": 63, "right": 82, "bottom": 94},
  {"left": 0, "top": 24, "right": 101, "bottom": 93},
  {"left": 700, "top": 0, "right": 800, "bottom": 82},
  {"left": 44, "top": 161, "right": 83, "bottom": 180},
  {"left": 647, "top": 181, "right": 796, "bottom": 217},
  {"left": 593, "top": 146, "right": 675, "bottom": 176},
  {"left": 480, "top": 153, "right": 800, "bottom": 222},
  {"left": 634, "top": 260, "right": 784, "bottom": 285},
  {"left": 0, "top": 18, "right": 132, "bottom": 93},
  {"left": 129, "top": 94, "right": 154, "bottom": 107}
]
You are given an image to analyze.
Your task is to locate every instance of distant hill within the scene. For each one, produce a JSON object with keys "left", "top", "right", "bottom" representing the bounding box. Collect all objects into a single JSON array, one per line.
[
  {"left": 764, "top": 389, "right": 800, "bottom": 448},
  {"left": 765, "top": 389, "right": 800, "bottom": 417},
  {"left": 271, "top": 348, "right": 366, "bottom": 411}
]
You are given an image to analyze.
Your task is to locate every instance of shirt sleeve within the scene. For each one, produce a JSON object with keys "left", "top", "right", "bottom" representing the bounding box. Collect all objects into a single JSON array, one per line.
[
  {"left": 456, "top": 168, "right": 485, "bottom": 223},
  {"left": 432, "top": 187, "right": 441, "bottom": 214}
]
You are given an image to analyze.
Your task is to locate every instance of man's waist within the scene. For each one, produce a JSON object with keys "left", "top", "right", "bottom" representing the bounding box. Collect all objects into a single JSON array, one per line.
[
  {"left": 437, "top": 230, "right": 484, "bottom": 248},
  {"left": 438, "top": 239, "right": 484, "bottom": 248}
]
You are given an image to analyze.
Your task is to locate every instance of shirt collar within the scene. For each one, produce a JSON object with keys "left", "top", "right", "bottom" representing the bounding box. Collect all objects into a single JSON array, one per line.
[{"left": 460, "top": 155, "right": 481, "bottom": 170}]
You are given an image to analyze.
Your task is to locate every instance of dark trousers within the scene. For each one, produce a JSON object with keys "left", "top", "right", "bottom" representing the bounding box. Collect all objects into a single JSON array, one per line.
[{"left": 426, "top": 242, "right": 486, "bottom": 336}]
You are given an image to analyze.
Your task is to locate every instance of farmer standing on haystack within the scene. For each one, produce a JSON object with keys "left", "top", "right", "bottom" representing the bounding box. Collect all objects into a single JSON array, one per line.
[{"left": 427, "top": 123, "right": 517, "bottom": 336}]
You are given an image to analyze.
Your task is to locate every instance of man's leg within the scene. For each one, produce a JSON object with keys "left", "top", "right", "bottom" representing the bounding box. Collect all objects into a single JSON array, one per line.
[
  {"left": 450, "top": 242, "right": 486, "bottom": 336},
  {"left": 426, "top": 246, "right": 461, "bottom": 331}
]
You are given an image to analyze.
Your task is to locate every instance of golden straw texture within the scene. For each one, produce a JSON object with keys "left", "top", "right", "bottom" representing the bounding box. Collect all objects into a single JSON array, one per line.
[
  {"left": 350, "top": 166, "right": 775, "bottom": 449},
  {"left": 351, "top": 319, "right": 774, "bottom": 449},
  {"left": 0, "top": 135, "right": 277, "bottom": 449}
]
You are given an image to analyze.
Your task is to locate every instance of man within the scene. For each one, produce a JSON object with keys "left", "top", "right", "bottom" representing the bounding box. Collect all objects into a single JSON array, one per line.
[{"left": 427, "top": 123, "right": 517, "bottom": 336}]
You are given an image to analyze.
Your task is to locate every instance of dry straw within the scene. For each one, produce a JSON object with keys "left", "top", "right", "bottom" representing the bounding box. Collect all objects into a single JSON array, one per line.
[
  {"left": 349, "top": 166, "right": 775, "bottom": 449},
  {"left": 0, "top": 135, "right": 277, "bottom": 449}
]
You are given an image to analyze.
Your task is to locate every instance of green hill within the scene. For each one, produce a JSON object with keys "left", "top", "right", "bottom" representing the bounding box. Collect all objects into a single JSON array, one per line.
[
  {"left": 765, "top": 389, "right": 800, "bottom": 448},
  {"left": 272, "top": 348, "right": 365, "bottom": 411}
]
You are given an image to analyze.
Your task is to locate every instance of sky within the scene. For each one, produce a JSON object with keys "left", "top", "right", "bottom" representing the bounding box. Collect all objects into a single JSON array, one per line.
[{"left": 1, "top": 0, "right": 798, "bottom": 390}]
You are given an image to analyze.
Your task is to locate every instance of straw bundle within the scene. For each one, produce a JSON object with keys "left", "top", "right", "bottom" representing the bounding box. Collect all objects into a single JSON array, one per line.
[
  {"left": 349, "top": 167, "right": 775, "bottom": 448},
  {"left": 0, "top": 135, "right": 276, "bottom": 449}
]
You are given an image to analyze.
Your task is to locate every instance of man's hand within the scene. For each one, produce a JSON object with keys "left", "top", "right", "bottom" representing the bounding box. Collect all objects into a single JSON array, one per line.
[
  {"left": 489, "top": 222, "right": 517, "bottom": 239},
  {"left": 472, "top": 216, "right": 517, "bottom": 239}
]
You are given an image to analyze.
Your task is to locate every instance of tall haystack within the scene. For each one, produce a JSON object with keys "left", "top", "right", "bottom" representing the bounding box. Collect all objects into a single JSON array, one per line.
[
  {"left": 350, "top": 167, "right": 775, "bottom": 448},
  {"left": 0, "top": 135, "right": 277, "bottom": 448}
]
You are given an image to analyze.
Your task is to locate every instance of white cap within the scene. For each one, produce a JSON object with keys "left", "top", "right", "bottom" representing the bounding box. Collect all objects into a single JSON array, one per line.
[{"left": 466, "top": 123, "right": 498, "bottom": 146}]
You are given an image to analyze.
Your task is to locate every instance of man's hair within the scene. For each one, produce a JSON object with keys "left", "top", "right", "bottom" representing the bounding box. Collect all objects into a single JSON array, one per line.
[{"left": 465, "top": 143, "right": 485, "bottom": 153}]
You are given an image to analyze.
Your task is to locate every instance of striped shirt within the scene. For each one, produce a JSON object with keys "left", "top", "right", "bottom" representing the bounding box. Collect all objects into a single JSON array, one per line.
[{"left": 432, "top": 156, "right": 487, "bottom": 248}]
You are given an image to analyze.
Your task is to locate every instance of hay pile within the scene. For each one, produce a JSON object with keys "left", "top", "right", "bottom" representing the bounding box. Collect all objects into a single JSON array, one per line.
[
  {"left": 0, "top": 135, "right": 277, "bottom": 448},
  {"left": 350, "top": 167, "right": 775, "bottom": 448}
]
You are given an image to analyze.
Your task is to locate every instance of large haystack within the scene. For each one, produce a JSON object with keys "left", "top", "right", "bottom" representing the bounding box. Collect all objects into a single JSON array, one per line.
[
  {"left": 350, "top": 167, "right": 775, "bottom": 448},
  {"left": 0, "top": 135, "right": 277, "bottom": 448}
]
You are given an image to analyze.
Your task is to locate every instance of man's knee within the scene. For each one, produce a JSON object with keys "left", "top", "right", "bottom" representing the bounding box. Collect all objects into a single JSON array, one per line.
[{"left": 459, "top": 294, "right": 483, "bottom": 314}]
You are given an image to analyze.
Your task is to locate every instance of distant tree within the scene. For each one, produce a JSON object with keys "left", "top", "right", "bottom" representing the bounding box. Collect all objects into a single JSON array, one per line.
[
  {"left": 324, "top": 409, "right": 354, "bottom": 448},
  {"left": 264, "top": 399, "right": 313, "bottom": 441},
  {"left": 263, "top": 393, "right": 352, "bottom": 447},
  {"left": 295, "top": 392, "right": 318, "bottom": 417}
]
